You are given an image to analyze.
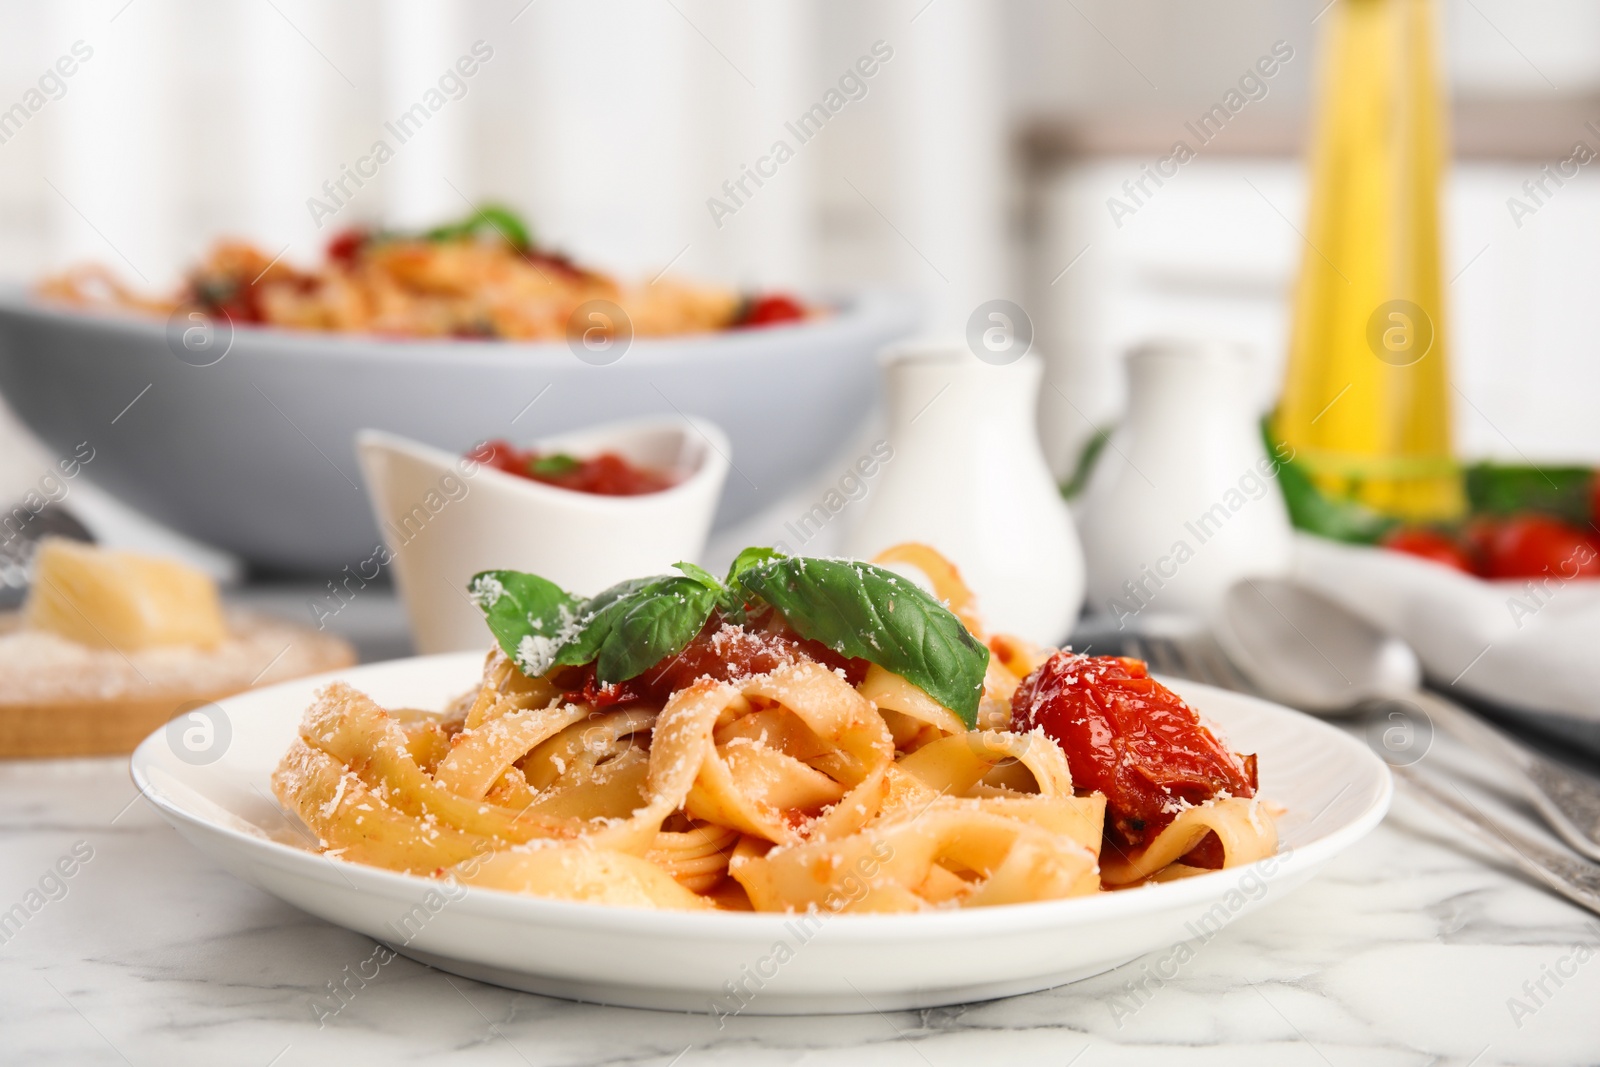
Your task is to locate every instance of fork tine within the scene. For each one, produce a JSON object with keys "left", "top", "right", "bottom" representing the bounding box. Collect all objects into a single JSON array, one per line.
[
  {"left": 1397, "top": 766, "right": 1600, "bottom": 918},
  {"left": 1123, "top": 633, "right": 1147, "bottom": 665},
  {"left": 1195, "top": 634, "right": 1255, "bottom": 693},
  {"left": 1171, "top": 637, "right": 1222, "bottom": 687},
  {"left": 1144, "top": 636, "right": 1184, "bottom": 678}
]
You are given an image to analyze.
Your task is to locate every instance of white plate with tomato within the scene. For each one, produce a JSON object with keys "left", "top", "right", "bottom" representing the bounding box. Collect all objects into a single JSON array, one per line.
[{"left": 132, "top": 646, "right": 1390, "bottom": 1013}]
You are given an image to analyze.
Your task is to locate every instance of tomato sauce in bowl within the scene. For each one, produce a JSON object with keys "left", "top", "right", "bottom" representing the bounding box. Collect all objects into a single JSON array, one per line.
[{"left": 468, "top": 440, "right": 679, "bottom": 496}]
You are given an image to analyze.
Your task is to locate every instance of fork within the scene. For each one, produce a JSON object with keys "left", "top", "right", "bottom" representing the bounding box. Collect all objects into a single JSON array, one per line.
[{"left": 1396, "top": 766, "right": 1600, "bottom": 917}]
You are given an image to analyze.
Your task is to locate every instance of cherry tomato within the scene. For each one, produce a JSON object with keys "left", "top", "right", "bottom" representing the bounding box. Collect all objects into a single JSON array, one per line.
[
  {"left": 1010, "top": 652, "right": 1256, "bottom": 854},
  {"left": 325, "top": 228, "right": 368, "bottom": 266},
  {"left": 1479, "top": 514, "right": 1600, "bottom": 580},
  {"left": 1460, "top": 517, "right": 1498, "bottom": 576},
  {"left": 464, "top": 439, "right": 527, "bottom": 478},
  {"left": 1380, "top": 526, "right": 1474, "bottom": 573},
  {"left": 737, "top": 294, "right": 806, "bottom": 328}
]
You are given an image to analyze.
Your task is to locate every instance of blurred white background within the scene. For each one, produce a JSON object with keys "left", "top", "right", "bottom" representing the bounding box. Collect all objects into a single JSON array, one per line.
[
  {"left": 1, "top": 0, "right": 1599, "bottom": 523},
  {"left": 0, "top": 0, "right": 1016, "bottom": 324}
]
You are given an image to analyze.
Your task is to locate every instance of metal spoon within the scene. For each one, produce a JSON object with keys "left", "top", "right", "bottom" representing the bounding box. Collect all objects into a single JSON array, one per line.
[{"left": 1215, "top": 576, "right": 1600, "bottom": 863}]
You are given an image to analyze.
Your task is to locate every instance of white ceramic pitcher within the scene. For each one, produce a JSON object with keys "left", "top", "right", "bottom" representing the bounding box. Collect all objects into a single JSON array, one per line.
[
  {"left": 843, "top": 342, "right": 1084, "bottom": 644},
  {"left": 1077, "top": 340, "right": 1293, "bottom": 625}
]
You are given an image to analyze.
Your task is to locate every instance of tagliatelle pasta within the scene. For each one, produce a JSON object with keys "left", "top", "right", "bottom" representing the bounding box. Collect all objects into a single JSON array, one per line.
[
  {"left": 271, "top": 546, "right": 1278, "bottom": 912},
  {"left": 37, "top": 205, "right": 809, "bottom": 341}
]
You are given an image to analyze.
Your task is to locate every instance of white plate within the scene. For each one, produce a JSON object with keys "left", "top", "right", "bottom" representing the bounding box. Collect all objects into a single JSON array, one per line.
[{"left": 130, "top": 652, "right": 1391, "bottom": 1015}]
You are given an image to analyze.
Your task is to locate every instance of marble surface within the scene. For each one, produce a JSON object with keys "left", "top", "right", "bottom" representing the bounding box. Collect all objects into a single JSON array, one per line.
[{"left": 1, "top": 721, "right": 1597, "bottom": 1067}]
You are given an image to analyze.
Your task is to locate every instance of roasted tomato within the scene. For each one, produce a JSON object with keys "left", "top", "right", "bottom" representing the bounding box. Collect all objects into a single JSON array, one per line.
[
  {"left": 1476, "top": 514, "right": 1600, "bottom": 580},
  {"left": 1380, "top": 526, "right": 1474, "bottom": 573},
  {"left": 735, "top": 293, "right": 806, "bottom": 328},
  {"left": 1010, "top": 651, "right": 1257, "bottom": 856}
]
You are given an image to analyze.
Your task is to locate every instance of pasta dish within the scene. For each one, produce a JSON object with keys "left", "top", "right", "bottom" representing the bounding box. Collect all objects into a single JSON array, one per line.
[
  {"left": 272, "top": 544, "right": 1277, "bottom": 912},
  {"left": 37, "top": 205, "right": 808, "bottom": 341}
]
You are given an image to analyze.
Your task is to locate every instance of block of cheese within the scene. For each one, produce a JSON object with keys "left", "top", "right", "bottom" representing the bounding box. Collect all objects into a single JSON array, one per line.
[{"left": 22, "top": 538, "right": 227, "bottom": 650}]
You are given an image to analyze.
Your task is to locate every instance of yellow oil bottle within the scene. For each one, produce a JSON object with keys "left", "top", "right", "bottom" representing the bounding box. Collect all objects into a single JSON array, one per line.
[{"left": 1272, "top": 0, "right": 1464, "bottom": 522}]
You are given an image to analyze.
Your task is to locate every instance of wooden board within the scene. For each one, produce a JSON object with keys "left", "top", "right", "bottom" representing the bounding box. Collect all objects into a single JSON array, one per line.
[
  {"left": 3, "top": 691, "right": 251, "bottom": 758},
  {"left": 0, "top": 632, "right": 356, "bottom": 759}
]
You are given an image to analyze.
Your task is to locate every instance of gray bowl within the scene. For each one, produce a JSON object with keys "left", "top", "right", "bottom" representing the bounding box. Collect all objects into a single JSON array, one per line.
[{"left": 0, "top": 289, "right": 916, "bottom": 574}]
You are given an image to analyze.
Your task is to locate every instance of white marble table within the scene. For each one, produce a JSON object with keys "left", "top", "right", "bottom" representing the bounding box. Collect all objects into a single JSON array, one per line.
[{"left": 3, "top": 728, "right": 1597, "bottom": 1067}]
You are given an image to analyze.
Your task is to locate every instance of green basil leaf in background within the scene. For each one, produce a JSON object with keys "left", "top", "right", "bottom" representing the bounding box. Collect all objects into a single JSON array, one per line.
[
  {"left": 595, "top": 575, "right": 719, "bottom": 684},
  {"left": 674, "top": 561, "right": 723, "bottom": 591},
  {"left": 736, "top": 557, "right": 989, "bottom": 726},
  {"left": 1060, "top": 427, "right": 1112, "bottom": 500},
  {"left": 1465, "top": 463, "right": 1595, "bottom": 528},
  {"left": 468, "top": 570, "right": 582, "bottom": 675},
  {"left": 425, "top": 203, "right": 534, "bottom": 252},
  {"left": 1261, "top": 420, "right": 1397, "bottom": 544}
]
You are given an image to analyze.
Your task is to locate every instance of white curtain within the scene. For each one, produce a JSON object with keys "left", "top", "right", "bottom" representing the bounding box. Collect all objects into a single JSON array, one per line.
[{"left": 1, "top": 0, "right": 1010, "bottom": 316}]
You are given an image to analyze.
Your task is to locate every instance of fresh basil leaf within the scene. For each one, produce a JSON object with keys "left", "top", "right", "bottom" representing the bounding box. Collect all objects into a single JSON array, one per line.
[
  {"left": 528, "top": 453, "right": 580, "bottom": 477},
  {"left": 1465, "top": 462, "right": 1595, "bottom": 527},
  {"left": 674, "top": 561, "right": 722, "bottom": 591},
  {"left": 582, "top": 576, "right": 657, "bottom": 615},
  {"left": 551, "top": 576, "right": 655, "bottom": 668},
  {"left": 474, "top": 549, "right": 991, "bottom": 715},
  {"left": 719, "top": 546, "right": 784, "bottom": 622},
  {"left": 468, "top": 570, "right": 582, "bottom": 675},
  {"left": 724, "top": 546, "right": 784, "bottom": 585},
  {"left": 595, "top": 575, "right": 719, "bottom": 684},
  {"left": 736, "top": 557, "right": 989, "bottom": 726}
]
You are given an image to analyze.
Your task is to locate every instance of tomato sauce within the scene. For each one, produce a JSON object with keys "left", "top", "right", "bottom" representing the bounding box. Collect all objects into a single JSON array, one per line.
[
  {"left": 1010, "top": 651, "right": 1257, "bottom": 861},
  {"left": 555, "top": 611, "right": 867, "bottom": 709},
  {"left": 469, "top": 440, "right": 678, "bottom": 496}
]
